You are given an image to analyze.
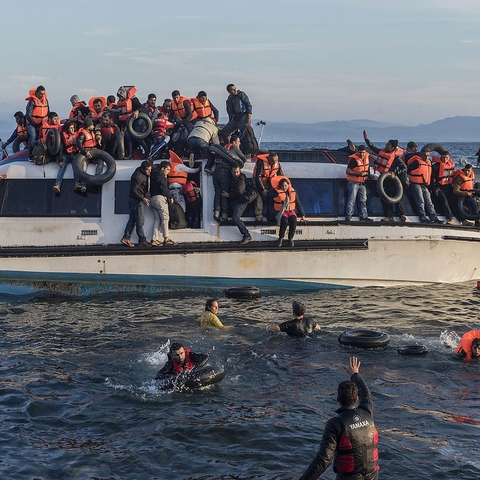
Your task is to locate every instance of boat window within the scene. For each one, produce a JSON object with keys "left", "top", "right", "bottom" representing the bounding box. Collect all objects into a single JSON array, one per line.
[
  {"left": 293, "top": 179, "right": 336, "bottom": 215},
  {"left": 115, "top": 181, "right": 130, "bottom": 214},
  {"left": 0, "top": 179, "right": 101, "bottom": 217}
]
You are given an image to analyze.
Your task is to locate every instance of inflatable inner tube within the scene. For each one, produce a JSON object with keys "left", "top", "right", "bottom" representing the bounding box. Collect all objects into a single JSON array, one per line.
[
  {"left": 397, "top": 345, "right": 429, "bottom": 355},
  {"left": 210, "top": 144, "right": 244, "bottom": 168},
  {"left": 157, "top": 365, "right": 225, "bottom": 391},
  {"left": 127, "top": 112, "right": 153, "bottom": 140},
  {"left": 377, "top": 172, "right": 403, "bottom": 204},
  {"left": 46, "top": 129, "right": 61, "bottom": 156},
  {"left": 224, "top": 286, "right": 261, "bottom": 300},
  {"left": 338, "top": 329, "right": 390, "bottom": 349},
  {"left": 73, "top": 149, "right": 117, "bottom": 186},
  {"left": 12, "top": 135, "right": 27, "bottom": 153},
  {"left": 457, "top": 196, "right": 480, "bottom": 220},
  {"left": 420, "top": 143, "right": 448, "bottom": 155}
]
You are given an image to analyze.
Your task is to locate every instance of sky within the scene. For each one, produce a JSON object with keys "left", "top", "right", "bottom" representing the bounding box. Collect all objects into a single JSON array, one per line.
[{"left": 1, "top": 0, "right": 480, "bottom": 126}]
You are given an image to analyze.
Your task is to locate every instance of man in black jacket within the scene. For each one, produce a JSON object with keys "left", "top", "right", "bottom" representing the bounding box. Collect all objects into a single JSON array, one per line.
[
  {"left": 121, "top": 160, "right": 152, "bottom": 248},
  {"left": 220, "top": 84, "right": 252, "bottom": 143},
  {"left": 299, "top": 357, "right": 379, "bottom": 480},
  {"left": 155, "top": 342, "right": 209, "bottom": 378}
]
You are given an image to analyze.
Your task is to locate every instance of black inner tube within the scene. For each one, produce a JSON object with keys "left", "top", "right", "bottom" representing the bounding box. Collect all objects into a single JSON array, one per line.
[
  {"left": 397, "top": 345, "right": 429, "bottom": 355},
  {"left": 377, "top": 173, "right": 403, "bottom": 204},
  {"left": 338, "top": 329, "right": 390, "bottom": 348},
  {"left": 224, "top": 286, "right": 261, "bottom": 299},
  {"left": 457, "top": 196, "right": 480, "bottom": 220},
  {"left": 73, "top": 149, "right": 117, "bottom": 186}
]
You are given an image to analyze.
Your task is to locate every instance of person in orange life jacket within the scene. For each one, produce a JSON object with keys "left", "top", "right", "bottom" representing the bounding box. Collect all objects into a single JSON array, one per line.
[
  {"left": 431, "top": 150, "right": 456, "bottom": 225},
  {"left": 268, "top": 301, "right": 320, "bottom": 337},
  {"left": 253, "top": 151, "right": 284, "bottom": 222},
  {"left": 452, "top": 163, "right": 479, "bottom": 226},
  {"left": 363, "top": 130, "right": 408, "bottom": 222},
  {"left": 40, "top": 111, "right": 62, "bottom": 143},
  {"left": 158, "top": 98, "right": 174, "bottom": 121},
  {"left": 171, "top": 90, "right": 196, "bottom": 134},
  {"left": 168, "top": 156, "right": 200, "bottom": 213},
  {"left": 121, "top": 160, "right": 152, "bottom": 248},
  {"left": 187, "top": 117, "right": 219, "bottom": 173},
  {"left": 25, "top": 85, "right": 49, "bottom": 159},
  {"left": 95, "top": 111, "right": 119, "bottom": 157},
  {"left": 68, "top": 94, "right": 89, "bottom": 128},
  {"left": 74, "top": 117, "right": 98, "bottom": 193},
  {"left": 268, "top": 176, "right": 306, "bottom": 247},
  {"left": 299, "top": 357, "right": 379, "bottom": 480},
  {"left": 192, "top": 91, "right": 219, "bottom": 124},
  {"left": 220, "top": 84, "right": 252, "bottom": 143},
  {"left": 53, "top": 120, "right": 82, "bottom": 194},
  {"left": 87, "top": 97, "right": 107, "bottom": 121},
  {"left": 2, "top": 111, "right": 28, "bottom": 150},
  {"left": 223, "top": 165, "right": 257, "bottom": 244},
  {"left": 455, "top": 331, "right": 480, "bottom": 360},
  {"left": 345, "top": 145, "right": 374, "bottom": 222},
  {"left": 406, "top": 149, "right": 444, "bottom": 224},
  {"left": 155, "top": 342, "right": 209, "bottom": 378},
  {"left": 182, "top": 179, "right": 202, "bottom": 229}
]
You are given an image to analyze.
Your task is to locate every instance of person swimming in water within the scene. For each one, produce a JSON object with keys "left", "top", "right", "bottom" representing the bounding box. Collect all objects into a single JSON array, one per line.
[
  {"left": 268, "top": 301, "right": 320, "bottom": 337},
  {"left": 196, "top": 299, "right": 232, "bottom": 329},
  {"left": 155, "top": 342, "right": 209, "bottom": 378},
  {"left": 455, "top": 330, "right": 480, "bottom": 360}
]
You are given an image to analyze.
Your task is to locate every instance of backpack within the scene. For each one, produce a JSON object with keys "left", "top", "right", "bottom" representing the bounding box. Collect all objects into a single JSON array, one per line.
[
  {"left": 32, "top": 140, "right": 50, "bottom": 165},
  {"left": 240, "top": 124, "right": 259, "bottom": 155},
  {"left": 169, "top": 201, "right": 187, "bottom": 229}
]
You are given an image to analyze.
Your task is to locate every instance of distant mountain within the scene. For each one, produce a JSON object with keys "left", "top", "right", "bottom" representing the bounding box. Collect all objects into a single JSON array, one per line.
[{"left": 253, "top": 116, "right": 480, "bottom": 143}]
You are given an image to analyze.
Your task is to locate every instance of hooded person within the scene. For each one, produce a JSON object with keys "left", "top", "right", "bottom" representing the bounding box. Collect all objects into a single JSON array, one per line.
[{"left": 268, "top": 300, "right": 320, "bottom": 337}]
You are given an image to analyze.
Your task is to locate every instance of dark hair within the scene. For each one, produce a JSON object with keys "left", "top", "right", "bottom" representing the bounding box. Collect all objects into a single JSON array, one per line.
[
  {"left": 141, "top": 160, "right": 152, "bottom": 170},
  {"left": 357, "top": 145, "right": 366, "bottom": 152},
  {"left": 48, "top": 112, "right": 58, "bottom": 119},
  {"left": 197, "top": 91, "right": 207, "bottom": 97},
  {"left": 159, "top": 160, "right": 170, "bottom": 170},
  {"left": 107, "top": 95, "right": 116, "bottom": 104},
  {"left": 464, "top": 163, "right": 473, "bottom": 170},
  {"left": 63, "top": 120, "right": 75, "bottom": 132},
  {"left": 36, "top": 85, "right": 46, "bottom": 94},
  {"left": 292, "top": 301, "right": 306, "bottom": 316},
  {"left": 337, "top": 380, "right": 358, "bottom": 407},
  {"left": 205, "top": 298, "right": 218, "bottom": 311},
  {"left": 171, "top": 90, "right": 180, "bottom": 97},
  {"left": 230, "top": 134, "right": 240, "bottom": 143},
  {"left": 148, "top": 93, "right": 156, "bottom": 100},
  {"left": 268, "top": 152, "right": 278, "bottom": 162},
  {"left": 226, "top": 84, "right": 235, "bottom": 92},
  {"left": 170, "top": 342, "right": 184, "bottom": 354},
  {"left": 14, "top": 111, "right": 24, "bottom": 118}
]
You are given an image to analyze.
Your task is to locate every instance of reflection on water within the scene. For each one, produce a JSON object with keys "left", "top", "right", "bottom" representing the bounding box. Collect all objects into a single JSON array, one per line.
[{"left": 0, "top": 282, "right": 479, "bottom": 479}]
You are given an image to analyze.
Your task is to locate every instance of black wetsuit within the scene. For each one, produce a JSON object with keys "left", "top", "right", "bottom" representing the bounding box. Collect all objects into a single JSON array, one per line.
[{"left": 278, "top": 317, "right": 317, "bottom": 337}]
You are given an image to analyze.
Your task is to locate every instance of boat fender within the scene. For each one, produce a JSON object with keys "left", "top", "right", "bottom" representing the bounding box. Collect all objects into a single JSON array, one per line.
[
  {"left": 338, "top": 329, "right": 390, "bottom": 349},
  {"left": 397, "top": 345, "right": 429, "bottom": 355},
  {"left": 210, "top": 144, "right": 244, "bottom": 168},
  {"left": 12, "top": 135, "right": 27, "bottom": 153},
  {"left": 420, "top": 143, "right": 448, "bottom": 155},
  {"left": 73, "top": 149, "right": 117, "bottom": 186},
  {"left": 157, "top": 365, "right": 225, "bottom": 391},
  {"left": 224, "top": 286, "right": 261, "bottom": 299},
  {"left": 45, "top": 129, "right": 61, "bottom": 156},
  {"left": 127, "top": 112, "right": 153, "bottom": 140},
  {"left": 457, "top": 196, "right": 480, "bottom": 220},
  {"left": 116, "top": 130, "right": 125, "bottom": 159},
  {"left": 377, "top": 172, "right": 403, "bottom": 204}
]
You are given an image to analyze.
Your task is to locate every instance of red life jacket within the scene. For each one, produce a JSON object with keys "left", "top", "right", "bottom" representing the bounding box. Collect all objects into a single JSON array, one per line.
[
  {"left": 77, "top": 127, "right": 96, "bottom": 149},
  {"left": 253, "top": 154, "right": 280, "bottom": 186},
  {"left": 117, "top": 86, "right": 137, "bottom": 123},
  {"left": 334, "top": 408, "right": 379, "bottom": 475},
  {"left": 100, "top": 123, "right": 117, "bottom": 140},
  {"left": 182, "top": 180, "right": 199, "bottom": 203},
  {"left": 62, "top": 130, "right": 79, "bottom": 155},
  {"left": 192, "top": 98, "right": 213, "bottom": 119},
  {"left": 407, "top": 154, "right": 431, "bottom": 185},
  {"left": 432, "top": 156, "right": 455, "bottom": 186},
  {"left": 172, "top": 96, "right": 197, "bottom": 121},
  {"left": 69, "top": 102, "right": 87, "bottom": 120},
  {"left": 172, "top": 347, "right": 194, "bottom": 373},
  {"left": 152, "top": 116, "right": 174, "bottom": 138},
  {"left": 347, "top": 152, "right": 370, "bottom": 183}
]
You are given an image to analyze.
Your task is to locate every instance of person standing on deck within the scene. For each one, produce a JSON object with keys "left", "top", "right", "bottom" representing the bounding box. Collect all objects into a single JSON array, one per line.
[{"left": 220, "top": 84, "right": 252, "bottom": 143}]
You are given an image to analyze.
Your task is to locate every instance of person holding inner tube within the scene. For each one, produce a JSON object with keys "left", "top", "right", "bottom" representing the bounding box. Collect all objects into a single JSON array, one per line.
[
  {"left": 155, "top": 342, "right": 209, "bottom": 378},
  {"left": 455, "top": 330, "right": 480, "bottom": 360},
  {"left": 452, "top": 163, "right": 479, "bottom": 227},
  {"left": 268, "top": 301, "right": 320, "bottom": 337},
  {"left": 40, "top": 111, "right": 63, "bottom": 165},
  {"left": 75, "top": 117, "right": 98, "bottom": 193},
  {"left": 53, "top": 120, "right": 81, "bottom": 194},
  {"left": 2, "top": 111, "right": 28, "bottom": 151},
  {"left": 345, "top": 145, "right": 374, "bottom": 222},
  {"left": 299, "top": 356, "right": 379, "bottom": 480},
  {"left": 363, "top": 130, "right": 408, "bottom": 222},
  {"left": 197, "top": 299, "right": 232, "bottom": 329},
  {"left": 431, "top": 150, "right": 457, "bottom": 225},
  {"left": 406, "top": 149, "right": 444, "bottom": 224},
  {"left": 269, "top": 176, "right": 306, "bottom": 247}
]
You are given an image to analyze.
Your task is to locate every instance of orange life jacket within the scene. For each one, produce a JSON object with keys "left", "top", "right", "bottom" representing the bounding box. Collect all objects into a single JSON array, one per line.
[
  {"left": 253, "top": 154, "right": 280, "bottom": 186},
  {"left": 455, "top": 330, "right": 480, "bottom": 360},
  {"left": 272, "top": 185, "right": 297, "bottom": 212},
  {"left": 432, "top": 156, "right": 455, "bottom": 186},
  {"left": 40, "top": 118, "right": 62, "bottom": 142},
  {"left": 117, "top": 86, "right": 137, "bottom": 122},
  {"left": 192, "top": 98, "right": 213, "bottom": 119},
  {"left": 407, "top": 154, "right": 431, "bottom": 185},
  {"left": 373, "top": 147, "right": 403, "bottom": 173},
  {"left": 88, "top": 96, "right": 107, "bottom": 119},
  {"left": 454, "top": 169, "right": 475, "bottom": 192},
  {"left": 77, "top": 127, "right": 96, "bottom": 149},
  {"left": 347, "top": 152, "right": 370, "bottom": 183},
  {"left": 62, "top": 130, "right": 78, "bottom": 155},
  {"left": 69, "top": 102, "right": 87, "bottom": 120},
  {"left": 16, "top": 122, "right": 27, "bottom": 138},
  {"left": 172, "top": 96, "right": 197, "bottom": 121},
  {"left": 26, "top": 88, "right": 49, "bottom": 125},
  {"left": 168, "top": 151, "right": 188, "bottom": 185}
]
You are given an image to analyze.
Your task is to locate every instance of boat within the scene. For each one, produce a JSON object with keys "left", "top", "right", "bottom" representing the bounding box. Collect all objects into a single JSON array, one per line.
[{"left": 0, "top": 147, "right": 479, "bottom": 296}]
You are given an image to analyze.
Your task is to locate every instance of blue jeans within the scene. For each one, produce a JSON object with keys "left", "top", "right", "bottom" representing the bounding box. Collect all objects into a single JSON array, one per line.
[
  {"left": 188, "top": 136, "right": 214, "bottom": 168},
  {"left": 410, "top": 183, "right": 438, "bottom": 221},
  {"left": 231, "top": 201, "right": 249, "bottom": 236},
  {"left": 55, "top": 154, "right": 80, "bottom": 187},
  {"left": 123, "top": 199, "right": 146, "bottom": 242},
  {"left": 26, "top": 123, "right": 38, "bottom": 156},
  {"left": 345, "top": 181, "right": 368, "bottom": 219}
]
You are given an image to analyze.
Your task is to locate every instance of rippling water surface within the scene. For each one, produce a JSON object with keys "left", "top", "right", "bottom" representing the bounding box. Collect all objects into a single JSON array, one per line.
[{"left": 1, "top": 281, "right": 480, "bottom": 479}]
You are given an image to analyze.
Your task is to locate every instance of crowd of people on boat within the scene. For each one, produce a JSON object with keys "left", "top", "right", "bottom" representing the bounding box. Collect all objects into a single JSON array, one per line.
[{"left": 345, "top": 131, "right": 480, "bottom": 226}]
